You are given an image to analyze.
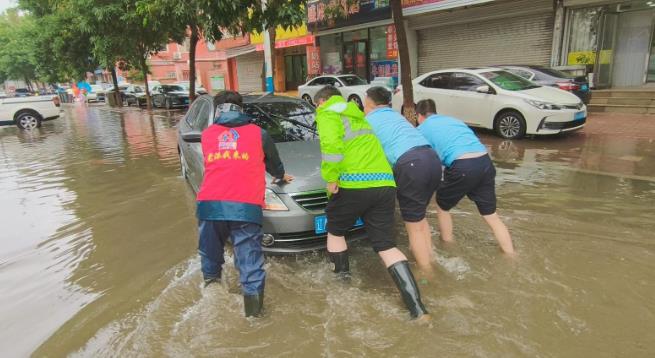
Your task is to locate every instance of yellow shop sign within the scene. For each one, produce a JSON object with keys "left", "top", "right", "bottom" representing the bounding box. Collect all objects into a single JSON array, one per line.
[{"left": 251, "top": 24, "right": 308, "bottom": 44}]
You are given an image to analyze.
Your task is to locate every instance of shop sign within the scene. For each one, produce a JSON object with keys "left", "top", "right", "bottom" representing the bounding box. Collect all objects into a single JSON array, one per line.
[
  {"left": 255, "top": 35, "right": 315, "bottom": 51},
  {"left": 401, "top": 0, "right": 495, "bottom": 13},
  {"left": 307, "top": 45, "right": 322, "bottom": 75},
  {"left": 307, "top": 0, "right": 391, "bottom": 31},
  {"left": 567, "top": 50, "right": 612, "bottom": 65},
  {"left": 386, "top": 25, "right": 398, "bottom": 59},
  {"left": 251, "top": 24, "right": 309, "bottom": 44}
]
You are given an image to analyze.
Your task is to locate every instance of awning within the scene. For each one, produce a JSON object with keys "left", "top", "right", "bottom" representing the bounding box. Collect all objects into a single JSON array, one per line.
[{"left": 225, "top": 45, "right": 257, "bottom": 59}]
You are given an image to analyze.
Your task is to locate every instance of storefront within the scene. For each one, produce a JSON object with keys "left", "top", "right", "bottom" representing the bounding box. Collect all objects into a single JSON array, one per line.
[
  {"left": 251, "top": 25, "right": 314, "bottom": 91},
  {"left": 559, "top": 0, "right": 655, "bottom": 88},
  {"left": 405, "top": 0, "right": 555, "bottom": 75},
  {"left": 308, "top": 0, "right": 399, "bottom": 87}
]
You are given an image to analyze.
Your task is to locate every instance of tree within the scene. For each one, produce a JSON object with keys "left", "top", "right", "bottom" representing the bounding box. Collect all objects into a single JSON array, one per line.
[{"left": 390, "top": 0, "right": 416, "bottom": 123}]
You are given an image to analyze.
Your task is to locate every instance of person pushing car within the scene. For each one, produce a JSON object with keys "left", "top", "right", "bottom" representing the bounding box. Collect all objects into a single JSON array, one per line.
[
  {"left": 196, "top": 91, "right": 293, "bottom": 317},
  {"left": 314, "top": 85, "right": 429, "bottom": 321},
  {"left": 363, "top": 86, "right": 442, "bottom": 275},
  {"left": 415, "top": 98, "right": 515, "bottom": 255}
]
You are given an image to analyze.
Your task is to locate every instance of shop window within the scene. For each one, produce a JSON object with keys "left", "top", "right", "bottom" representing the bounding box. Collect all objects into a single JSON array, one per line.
[
  {"left": 319, "top": 34, "right": 343, "bottom": 74},
  {"left": 343, "top": 29, "right": 368, "bottom": 42},
  {"left": 369, "top": 26, "right": 388, "bottom": 61},
  {"left": 565, "top": 7, "right": 602, "bottom": 65}
]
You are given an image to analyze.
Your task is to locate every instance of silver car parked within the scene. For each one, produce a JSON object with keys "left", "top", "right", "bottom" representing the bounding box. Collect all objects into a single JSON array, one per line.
[{"left": 177, "top": 94, "right": 366, "bottom": 254}]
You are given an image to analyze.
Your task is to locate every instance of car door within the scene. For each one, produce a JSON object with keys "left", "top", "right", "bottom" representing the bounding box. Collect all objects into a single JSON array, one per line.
[
  {"left": 151, "top": 86, "right": 162, "bottom": 107},
  {"left": 447, "top": 72, "right": 493, "bottom": 128},
  {"left": 181, "top": 99, "right": 211, "bottom": 190},
  {"left": 414, "top": 72, "right": 454, "bottom": 115}
]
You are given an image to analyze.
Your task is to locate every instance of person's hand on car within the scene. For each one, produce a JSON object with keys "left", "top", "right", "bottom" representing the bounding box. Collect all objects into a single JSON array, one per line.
[
  {"left": 326, "top": 182, "right": 339, "bottom": 194},
  {"left": 273, "top": 174, "right": 294, "bottom": 184}
]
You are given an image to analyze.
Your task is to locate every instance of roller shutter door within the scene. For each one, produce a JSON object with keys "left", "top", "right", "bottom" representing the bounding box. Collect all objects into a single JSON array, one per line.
[
  {"left": 415, "top": 0, "right": 554, "bottom": 74},
  {"left": 237, "top": 52, "right": 264, "bottom": 92}
]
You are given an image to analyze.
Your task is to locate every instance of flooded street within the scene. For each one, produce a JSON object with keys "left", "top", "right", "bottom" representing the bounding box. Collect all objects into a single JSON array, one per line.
[{"left": 1, "top": 105, "right": 654, "bottom": 357}]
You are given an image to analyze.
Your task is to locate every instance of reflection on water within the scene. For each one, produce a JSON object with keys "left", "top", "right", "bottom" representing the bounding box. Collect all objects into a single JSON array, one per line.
[{"left": 1, "top": 105, "right": 654, "bottom": 357}]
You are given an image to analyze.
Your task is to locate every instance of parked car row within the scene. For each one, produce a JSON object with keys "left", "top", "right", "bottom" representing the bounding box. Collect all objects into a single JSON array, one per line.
[
  {"left": 123, "top": 83, "right": 206, "bottom": 109},
  {"left": 298, "top": 65, "right": 588, "bottom": 139}
]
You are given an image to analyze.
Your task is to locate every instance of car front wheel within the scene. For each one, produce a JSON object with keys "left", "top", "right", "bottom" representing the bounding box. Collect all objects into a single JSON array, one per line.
[
  {"left": 301, "top": 94, "right": 314, "bottom": 106},
  {"left": 15, "top": 111, "right": 42, "bottom": 130},
  {"left": 495, "top": 110, "right": 526, "bottom": 139},
  {"left": 349, "top": 95, "right": 363, "bottom": 109}
]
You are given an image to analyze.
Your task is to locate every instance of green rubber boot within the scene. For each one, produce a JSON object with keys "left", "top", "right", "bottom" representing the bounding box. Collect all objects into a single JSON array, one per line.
[
  {"left": 388, "top": 260, "right": 429, "bottom": 320},
  {"left": 244, "top": 293, "right": 264, "bottom": 318}
]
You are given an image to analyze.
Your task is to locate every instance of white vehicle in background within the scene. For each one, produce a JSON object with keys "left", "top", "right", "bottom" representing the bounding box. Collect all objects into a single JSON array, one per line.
[
  {"left": 392, "top": 68, "right": 587, "bottom": 139},
  {"left": 298, "top": 74, "right": 373, "bottom": 108},
  {"left": 0, "top": 95, "right": 61, "bottom": 129},
  {"left": 87, "top": 84, "right": 106, "bottom": 102}
]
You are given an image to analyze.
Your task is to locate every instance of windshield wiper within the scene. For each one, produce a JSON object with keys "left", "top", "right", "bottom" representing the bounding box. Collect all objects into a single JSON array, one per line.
[{"left": 260, "top": 111, "right": 317, "bottom": 133}]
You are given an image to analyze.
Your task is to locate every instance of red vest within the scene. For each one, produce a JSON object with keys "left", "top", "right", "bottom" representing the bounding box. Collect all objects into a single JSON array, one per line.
[{"left": 196, "top": 124, "right": 266, "bottom": 207}]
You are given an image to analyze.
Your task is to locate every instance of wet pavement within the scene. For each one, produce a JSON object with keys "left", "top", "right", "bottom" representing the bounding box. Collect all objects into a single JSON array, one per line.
[{"left": 1, "top": 104, "right": 654, "bottom": 357}]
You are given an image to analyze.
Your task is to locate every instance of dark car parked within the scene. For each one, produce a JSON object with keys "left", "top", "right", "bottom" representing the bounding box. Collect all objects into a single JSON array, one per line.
[
  {"left": 178, "top": 94, "right": 366, "bottom": 254},
  {"left": 498, "top": 65, "right": 591, "bottom": 104},
  {"left": 152, "top": 85, "right": 190, "bottom": 109},
  {"left": 124, "top": 85, "right": 148, "bottom": 107}
]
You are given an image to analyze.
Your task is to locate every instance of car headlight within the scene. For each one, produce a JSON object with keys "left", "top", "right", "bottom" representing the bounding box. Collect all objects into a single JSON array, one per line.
[
  {"left": 264, "top": 189, "right": 289, "bottom": 211},
  {"left": 525, "top": 99, "right": 562, "bottom": 110}
]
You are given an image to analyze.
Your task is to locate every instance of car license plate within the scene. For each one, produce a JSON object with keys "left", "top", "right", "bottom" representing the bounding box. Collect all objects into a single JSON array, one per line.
[
  {"left": 314, "top": 215, "right": 364, "bottom": 235},
  {"left": 581, "top": 84, "right": 589, "bottom": 92},
  {"left": 574, "top": 111, "right": 586, "bottom": 121}
]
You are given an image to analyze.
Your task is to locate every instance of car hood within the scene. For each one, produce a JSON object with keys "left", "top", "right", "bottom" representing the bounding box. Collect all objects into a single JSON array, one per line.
[
  {"left": 512, "top": 86, "right": 581, "bottom": 105},
  {"left": 268, "top": 140, "right": 324, "bottom": 194}
]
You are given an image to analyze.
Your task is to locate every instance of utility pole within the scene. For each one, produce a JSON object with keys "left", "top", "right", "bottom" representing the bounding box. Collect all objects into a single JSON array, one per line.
[{"left": 262, "top": 0, "right": 274, "bottom": 93}]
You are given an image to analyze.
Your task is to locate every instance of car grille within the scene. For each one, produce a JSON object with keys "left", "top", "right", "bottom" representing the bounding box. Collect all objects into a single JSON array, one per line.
[
  {"left": 544, "top": 118, "right": 586, "bottom": 130},
  {"left": 273, "top": 227, "right": 366, "bottom": 250},
  {"left": 290, "top": 190, "right": 329, "bottom": 212}
]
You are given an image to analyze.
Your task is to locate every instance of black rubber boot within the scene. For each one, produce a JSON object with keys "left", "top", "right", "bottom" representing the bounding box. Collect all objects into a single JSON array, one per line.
[
  {"left": 329, "top": 250, "right": 351, "bottom": 280},
  {"left": 244, "top": 293, "right": 264, "bottom": 317},
  {"left": 388, "top": 260, "right": 429, "bottom": 319}
]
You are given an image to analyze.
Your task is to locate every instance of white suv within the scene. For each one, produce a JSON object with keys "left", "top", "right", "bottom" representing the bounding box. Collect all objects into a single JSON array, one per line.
[
  {"left": 392, "top": 68, "right": 586, "bottom": 139},
  {"left": 0, "top": 95, "right": 61, "bottom": 129}
]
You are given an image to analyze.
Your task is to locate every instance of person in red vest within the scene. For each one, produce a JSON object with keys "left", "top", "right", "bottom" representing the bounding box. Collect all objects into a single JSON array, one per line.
[{"left": 197, "top": 91, "right": 293, "bottom": 317}]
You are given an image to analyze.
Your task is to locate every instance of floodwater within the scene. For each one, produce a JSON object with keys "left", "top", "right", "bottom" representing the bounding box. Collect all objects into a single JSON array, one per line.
[{"left": 1, "top": 105, "right": 654, "bottom": 357}]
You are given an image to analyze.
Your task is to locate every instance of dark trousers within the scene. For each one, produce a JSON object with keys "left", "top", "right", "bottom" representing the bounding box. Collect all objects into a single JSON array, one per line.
[{"left": 198, "top": 220, "right": 265, "bottom": 295}]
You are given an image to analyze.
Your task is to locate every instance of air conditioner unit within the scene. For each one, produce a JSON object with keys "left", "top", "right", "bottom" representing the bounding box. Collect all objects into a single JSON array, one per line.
[{"left": 173, "top": 52, "right": 182, "bottom": 60}]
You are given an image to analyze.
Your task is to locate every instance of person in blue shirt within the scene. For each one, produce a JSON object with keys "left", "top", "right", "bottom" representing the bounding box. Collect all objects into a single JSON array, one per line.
[
  {"left": 415, "top": 99, "right": 514, "bottom": 254},
  {"left": 364, "top": 86, "right": 442, "bottom": 272}
]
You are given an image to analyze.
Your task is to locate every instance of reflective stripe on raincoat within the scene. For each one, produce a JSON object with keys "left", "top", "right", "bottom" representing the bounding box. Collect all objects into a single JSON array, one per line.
[{"left": 316, "top": 95, "right": 396, "bottom": 189}]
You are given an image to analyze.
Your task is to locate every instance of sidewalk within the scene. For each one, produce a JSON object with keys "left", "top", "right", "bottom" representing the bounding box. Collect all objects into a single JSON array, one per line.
[{"left": 586, "top": 112, "right": 655, "bottom": 139}]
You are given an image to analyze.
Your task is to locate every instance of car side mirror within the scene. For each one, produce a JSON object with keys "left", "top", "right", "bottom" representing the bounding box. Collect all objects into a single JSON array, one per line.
[
  {"left": 182, "top": 132, "right": 201, "bottom": 143},
  {"left": 476, "top": 85, "right": 492, "bottom": 94}
]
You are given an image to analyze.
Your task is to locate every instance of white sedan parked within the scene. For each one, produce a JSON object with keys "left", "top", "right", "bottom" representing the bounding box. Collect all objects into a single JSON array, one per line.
[
  {"left": 392, "top": 68, "right": 587, "bottom": 139},
  {"left": 298, "top": 74, "right": 371, "bottom": 108}
]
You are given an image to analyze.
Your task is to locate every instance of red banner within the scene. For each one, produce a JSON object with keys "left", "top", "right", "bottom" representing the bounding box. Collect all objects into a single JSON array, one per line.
[
  {"left": 306, "top": 45, "right": 322, "bottom": 75},
  {"left": 255, "top": 35, "right": 315, "bottom": 51},
  {"left": 386, "top": 25, "right": 398, "bottom": 59}
]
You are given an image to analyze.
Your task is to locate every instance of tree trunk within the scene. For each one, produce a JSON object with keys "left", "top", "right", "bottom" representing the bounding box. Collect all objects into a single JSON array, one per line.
[
  {"left": 390, "top": 0, "right": 416, "bottom": 125},
  {"left": 110, "top": 66, "right": 122, "bottom": 107},
  {"left": 189, "top": 27, "right": 199, "bottom": 102},
  {"left": 141, "top": 55, "right": 152, "bottom": 110}
]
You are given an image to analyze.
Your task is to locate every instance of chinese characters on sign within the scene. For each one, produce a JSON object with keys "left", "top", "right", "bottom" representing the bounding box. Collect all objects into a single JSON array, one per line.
[
  {"left": 207, "top": 151, "right": 251, "bottom": 162},
  {"left": 307, "top": 0, "right": 391, "bottom": 31},
  {"left": 386, "top": 25, "right": 398, "bottom": 59},
  {"left": 307, "top": 45, "right": 322, "bottom": 75}
]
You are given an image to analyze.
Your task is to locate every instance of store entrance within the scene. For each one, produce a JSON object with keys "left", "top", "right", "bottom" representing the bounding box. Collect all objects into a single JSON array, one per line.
[
  {"left": 284, "top": 54, "right": 307, "bottom": 90},
  {"left": 343, "top": 40, "right": 368, "bottom": 80}
]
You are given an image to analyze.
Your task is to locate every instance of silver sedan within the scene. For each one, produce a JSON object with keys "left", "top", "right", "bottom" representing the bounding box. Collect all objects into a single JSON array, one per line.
[{"left": 177, "top": 94, "right": 366, "bottom": 254}]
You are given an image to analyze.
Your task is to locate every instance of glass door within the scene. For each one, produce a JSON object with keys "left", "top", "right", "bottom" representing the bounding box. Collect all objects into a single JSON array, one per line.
[
  {"left": 343, "top": 40, "right": 368, "bottom": 80},
  {"left": 595, "top": 11, "right": 618, "bottom": 88},
  {"left": 284, "top": 55, "right": 307, "bottom": 90}
]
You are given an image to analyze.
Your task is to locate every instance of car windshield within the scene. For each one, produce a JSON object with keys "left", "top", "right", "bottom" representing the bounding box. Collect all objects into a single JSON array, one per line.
[
  {"left": 162, "top": 85, "right": 185, "bottom": 92},
  {"left": 245, "top": 101, "right": 317, "bottom": 143},
  {"left": 533, "top": 67, "right": 573, "bottom": 79},
  {"left": 338, "top": 75, "right": 367, "bottom": 86},
  {"left": 480, "top": 70, "right": 540, "bottom": 91}
]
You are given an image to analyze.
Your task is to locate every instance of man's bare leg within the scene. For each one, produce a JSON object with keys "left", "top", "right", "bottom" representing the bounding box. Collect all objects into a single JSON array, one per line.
[
  {"left": 482, "top": 213, "right": 515, "bottom": 254},
  {"left": 327, "top": 233, "right": 347, "bottom": 252},
  {"left": 378, "top": 247, "right": 408, "bottom": 268},
  {"left": 405, "top": 219, "right": 435, "bottom": 276},
  {"left": 436, "top": 206, "right": 454, "bottom": 242}
]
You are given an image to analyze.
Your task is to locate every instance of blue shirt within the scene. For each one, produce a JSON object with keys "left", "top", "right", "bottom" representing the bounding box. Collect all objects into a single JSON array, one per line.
[
  {"left": 365, "top": 107, "right": 430, "bottom": 165},
  {"left": 417, "top": 114, "right": 487, "bottom": 167}
]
